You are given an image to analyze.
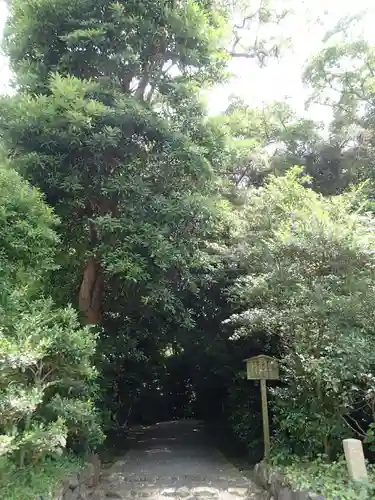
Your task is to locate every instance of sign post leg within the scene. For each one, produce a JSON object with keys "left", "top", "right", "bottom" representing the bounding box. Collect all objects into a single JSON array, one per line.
[{"left": 260, "top": 378, "right": 270, "bottom": 462}]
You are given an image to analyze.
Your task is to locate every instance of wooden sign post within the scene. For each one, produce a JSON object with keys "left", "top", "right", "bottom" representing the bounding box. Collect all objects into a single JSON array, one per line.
[{"left": 244, "top": 355, "right": 279, "bottom": 462}]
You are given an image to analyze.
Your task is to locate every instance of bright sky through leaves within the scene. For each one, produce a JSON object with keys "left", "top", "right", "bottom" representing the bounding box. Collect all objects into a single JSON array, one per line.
[
  {"left": 211, "top": 0, "right": 375, "bottom": 120},
  {"left": 1, "top": 0, "right": 375, "bottom": 120}
]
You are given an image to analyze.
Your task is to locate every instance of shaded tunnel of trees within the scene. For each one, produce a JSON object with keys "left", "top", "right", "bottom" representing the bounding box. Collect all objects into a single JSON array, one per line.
[{"left": 2, "top": 3, "right": 375, "bottom": 497}]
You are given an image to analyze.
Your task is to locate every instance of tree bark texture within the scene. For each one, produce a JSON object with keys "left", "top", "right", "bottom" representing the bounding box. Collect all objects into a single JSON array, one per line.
[{"left": 78, "top": 257, "right": 104, "bottom": 324}]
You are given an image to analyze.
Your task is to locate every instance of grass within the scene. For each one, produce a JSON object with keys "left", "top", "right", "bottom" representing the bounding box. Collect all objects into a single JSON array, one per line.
[
  {"left": 272, "top": 454, "right": 375, "bottom": 500},
  {"left": 0, "top": 455, "right": 84, "bottom": 500}
]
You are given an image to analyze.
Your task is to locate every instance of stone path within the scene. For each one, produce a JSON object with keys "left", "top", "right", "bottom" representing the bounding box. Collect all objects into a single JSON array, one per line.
[{"left": 94, "top": 420, "right": 267, "bottom": 500}]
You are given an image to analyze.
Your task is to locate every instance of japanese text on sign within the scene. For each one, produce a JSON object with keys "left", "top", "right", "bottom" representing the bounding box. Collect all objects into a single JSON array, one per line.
[{"left": 245, "top": 355, "right": 279, "bottom": 380}]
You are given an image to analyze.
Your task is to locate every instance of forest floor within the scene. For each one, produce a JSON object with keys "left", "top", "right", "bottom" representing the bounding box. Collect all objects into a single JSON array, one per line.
[{"left": 94, "top": 419, "right": 267, "bottom": 499}]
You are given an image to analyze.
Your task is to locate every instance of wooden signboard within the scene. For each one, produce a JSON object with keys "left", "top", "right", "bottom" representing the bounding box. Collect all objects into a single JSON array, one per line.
[
  {"left": 245, "top": 355, "right": 279, "bottom": 381},
  {"left": 244, "top": 355, "right": 280, "bottom": 462}
]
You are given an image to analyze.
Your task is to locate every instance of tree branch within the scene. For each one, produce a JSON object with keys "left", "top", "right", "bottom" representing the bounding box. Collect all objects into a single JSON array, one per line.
[
  {"left": 342, "top": 415, "right": 367, "bottom": 438},
  {"left": 228, "top": 49, "right": 268, "bottom": 60},
  {"left": 234, "top": 12, "right": 258, "bottom": 30}
]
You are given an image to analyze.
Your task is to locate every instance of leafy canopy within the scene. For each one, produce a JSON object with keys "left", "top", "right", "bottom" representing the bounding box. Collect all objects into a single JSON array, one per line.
[{"left": 228, "top": 168, "right": 375, "bottom": 456}]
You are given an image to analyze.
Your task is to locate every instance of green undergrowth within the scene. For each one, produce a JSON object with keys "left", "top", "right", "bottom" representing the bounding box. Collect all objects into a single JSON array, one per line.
[
  {"left": 0, "top": 454, "right": 84, "bottom": 500},
  {"left": 271, "top": 454, "right": 375, "bottom": 500}
]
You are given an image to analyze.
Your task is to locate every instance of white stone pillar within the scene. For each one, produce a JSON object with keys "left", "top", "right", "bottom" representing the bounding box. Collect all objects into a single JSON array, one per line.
[{"left": 343, "top": 438, "right": 368, "bottom": 481}]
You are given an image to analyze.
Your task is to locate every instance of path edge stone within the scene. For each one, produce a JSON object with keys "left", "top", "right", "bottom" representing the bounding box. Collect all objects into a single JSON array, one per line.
[
  {"left": 252, "top": 461, "right": 325, "bottom": 500},
  {"left": 50, "top": 453, "right": 102, "bottom": 500}
]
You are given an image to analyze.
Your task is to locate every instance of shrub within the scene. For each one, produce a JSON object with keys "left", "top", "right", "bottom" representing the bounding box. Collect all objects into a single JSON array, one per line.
[
  {"left": 271, "top": 453, "right": 375, "bottom": 500},
  {"left": 228, "top": 168, "right": 375, "bottom": 456},
  {"left": 0, "top": 163, "right": 103, "bottom": 467}
]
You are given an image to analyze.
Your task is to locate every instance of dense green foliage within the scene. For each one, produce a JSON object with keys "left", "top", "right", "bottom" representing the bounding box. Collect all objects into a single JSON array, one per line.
[
  {"left": 2, "top": 1, "right": 375, "bottom": 498},
  {"left": 271, "top": 454, "right": 375, "bottom": 499},
  {"left": 227, "top": 169, "right": 375, "bottom": 457},
  {"left": 0, "top": 0, "right": 235, "bottom": 437},
  {"left": 0, "top": 163, "right": 101, "bottom": 474},
  {"left": 0, "top": 454, "right": 83, "bottom": 500}
]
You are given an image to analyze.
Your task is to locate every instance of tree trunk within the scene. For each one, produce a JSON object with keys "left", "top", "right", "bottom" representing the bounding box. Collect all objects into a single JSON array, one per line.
[
  {"left": 323, "top": 435, "right": 330, "bottom": 461},
  {"left": 78, "top": 257, "right": 104, "bottom": 324}
]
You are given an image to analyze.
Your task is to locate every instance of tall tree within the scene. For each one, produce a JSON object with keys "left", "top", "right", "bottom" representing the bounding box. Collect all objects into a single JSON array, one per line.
[
  {"left": 303, "top": 24, "right": 375, "bottom": 194},
  {"left": 0, "top": 0, "right": 236, "bottom": 427},
  {"left": 1, "top": 0, "right": 228, "bottom": 326},
  {"left": 211, "top": 95, "right": 362, "bottom": 196}
]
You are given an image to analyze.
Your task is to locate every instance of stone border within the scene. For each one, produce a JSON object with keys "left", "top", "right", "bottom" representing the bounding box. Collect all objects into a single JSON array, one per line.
[
  {"left": 50, "top": 454, "right": 326, "bottom": 500},
  {"left": 52, "top": 454, "right": 101, "bottom": 500},
  {"left": 252, "top": 461, "right": 325, "bottom": 500}
]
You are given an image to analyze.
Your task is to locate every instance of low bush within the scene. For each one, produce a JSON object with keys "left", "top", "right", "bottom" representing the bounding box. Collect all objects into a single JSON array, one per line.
[
  {"left": 0, "top": 454, "right": 83, "bottom": 500},
  {"left": 272, "top": 453, "right": 375, "bottom": 500},
  {"left": 0, "top": 164, "right": 103, "bottom": 471}
]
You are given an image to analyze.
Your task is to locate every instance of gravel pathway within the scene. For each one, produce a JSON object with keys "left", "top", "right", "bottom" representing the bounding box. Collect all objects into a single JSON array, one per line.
[{"left": 94, "top": 420, "right": 267, "bottom": 500}]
